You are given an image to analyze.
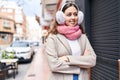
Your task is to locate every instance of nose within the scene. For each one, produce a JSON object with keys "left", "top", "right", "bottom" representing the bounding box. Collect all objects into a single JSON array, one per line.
[{"left": 71, "top": 14, "right": 75, "bottom": 19}]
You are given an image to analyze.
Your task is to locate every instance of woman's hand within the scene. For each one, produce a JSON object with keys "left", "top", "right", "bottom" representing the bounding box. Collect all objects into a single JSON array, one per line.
[
  {"left": 84, "top": 49, "right": 90, "bottom": 56},
  {"left": 59, "top": 56, "right": 69, "bottom": 62}
]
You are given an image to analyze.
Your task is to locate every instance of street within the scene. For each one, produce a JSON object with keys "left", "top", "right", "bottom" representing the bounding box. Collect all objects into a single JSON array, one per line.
[
  {"left": 5, "top": 45, "right": 50, "bottom": 80},
  {"left": 5, "top": 60, "right": 31, "bottom": 80}
]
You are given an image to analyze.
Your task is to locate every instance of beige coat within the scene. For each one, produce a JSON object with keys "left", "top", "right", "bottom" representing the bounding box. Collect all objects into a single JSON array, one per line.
[{"left": 45, "top": 34, "right": 97, "bottom": 80}]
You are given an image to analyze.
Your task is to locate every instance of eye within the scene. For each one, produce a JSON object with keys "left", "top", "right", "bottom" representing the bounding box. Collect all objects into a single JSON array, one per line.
[
  {"left": 66, "top": 12, "right": 78, "bottom": 17},
  {"left": 66, "top": 13, "right": 72, "bottom": 17},
  {"left": 73, "top": 12, "right": 78, "bottom": 16}
]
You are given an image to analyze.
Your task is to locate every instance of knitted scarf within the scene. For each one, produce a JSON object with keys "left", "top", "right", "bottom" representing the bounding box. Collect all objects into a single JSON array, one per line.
[{"left": 57, "top": 25, "right": 82, "bottom": 40}]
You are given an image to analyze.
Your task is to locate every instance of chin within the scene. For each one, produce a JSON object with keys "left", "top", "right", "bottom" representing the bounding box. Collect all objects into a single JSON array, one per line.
[
  {"left": 65, "top": 23, "right": 77, "bottom": 27},
  {"left": 70, "top": 24, "right": 77, "bottom": 27}
]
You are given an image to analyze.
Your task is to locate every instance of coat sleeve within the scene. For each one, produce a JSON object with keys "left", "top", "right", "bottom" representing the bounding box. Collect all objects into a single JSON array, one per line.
[
  {"left": 67, "top": 34, "right": 97, "bottom": 68},
  {"left": 45, "top": 35, "right": 80, "bottom": 74}
]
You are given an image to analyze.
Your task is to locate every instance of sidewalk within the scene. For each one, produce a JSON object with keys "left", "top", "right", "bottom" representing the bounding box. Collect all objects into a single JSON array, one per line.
[{"left": 23, "top": 47, "right": 50, "bottom": 80}]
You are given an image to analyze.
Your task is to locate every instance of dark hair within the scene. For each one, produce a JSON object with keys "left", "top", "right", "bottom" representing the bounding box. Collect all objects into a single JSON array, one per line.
[{"left": 62, "top": 2, "right": 79, "bottom": 13}]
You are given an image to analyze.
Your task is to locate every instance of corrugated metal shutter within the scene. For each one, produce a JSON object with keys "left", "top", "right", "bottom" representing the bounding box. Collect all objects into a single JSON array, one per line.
[{"left": 90, "top": 0, "right": 120, "bottom": 80}]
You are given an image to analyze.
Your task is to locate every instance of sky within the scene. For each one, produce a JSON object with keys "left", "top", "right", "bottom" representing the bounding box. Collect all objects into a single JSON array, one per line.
[
  {"left": 4, "top": 0, "right": 42, "bottom": 17},
  {"left": 0, "top": 0, "right": 44, "bottom": 40},
  {"left": 0, "top": 0, "right": 52, "bottom": 26},
  {"left": 9, "top": 0, "right": 51, "bottom": 26}
]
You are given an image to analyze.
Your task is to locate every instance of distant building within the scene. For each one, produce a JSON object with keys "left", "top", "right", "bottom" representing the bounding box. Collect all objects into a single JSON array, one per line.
[
  {"left": 14, "top": 8, "right": 27, "bottom": 41},
  {"left": 0, "top": 7, "right": 15, "bottom": 45},
  {"left": 0, "top": 4, "right": 27, "bottom": 45}
]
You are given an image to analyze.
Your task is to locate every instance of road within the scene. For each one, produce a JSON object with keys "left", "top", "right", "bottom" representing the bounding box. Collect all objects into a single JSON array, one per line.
[
  {"left": 5, "top": 46, "right": 50, "bottom": 80},
  {"left": 1, "top": 42, "right": 50, "bottom": 80}
]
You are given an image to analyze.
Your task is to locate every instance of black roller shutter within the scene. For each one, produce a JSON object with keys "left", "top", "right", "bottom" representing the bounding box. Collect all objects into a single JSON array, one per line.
[{"left": 90, "top": 0, "right": 120, "bottom": 80}]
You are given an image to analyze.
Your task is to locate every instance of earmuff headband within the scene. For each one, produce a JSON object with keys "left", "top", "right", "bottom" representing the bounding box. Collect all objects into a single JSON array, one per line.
[{"left": 56, "top": 2, "right": 84, "bottom": 25}]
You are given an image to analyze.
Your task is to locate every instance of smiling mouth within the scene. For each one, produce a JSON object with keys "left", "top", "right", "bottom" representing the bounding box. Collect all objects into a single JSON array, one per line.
[{"left": 70, "top": 21, "right": 75, "bottom": 24}]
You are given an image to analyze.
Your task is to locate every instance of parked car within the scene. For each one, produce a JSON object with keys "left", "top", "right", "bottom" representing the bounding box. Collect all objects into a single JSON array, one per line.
[
  {"left": 30, "top": 41, "right": 40, "bottom": 53},
  {"left": 5, "top": 40, "right": 34, "bottom": 63}
]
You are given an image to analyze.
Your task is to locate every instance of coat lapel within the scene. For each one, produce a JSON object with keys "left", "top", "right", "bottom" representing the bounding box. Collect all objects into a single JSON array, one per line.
[
  {"left": 78, "top": 34, "right": 85, "bottom": 55},
  {"left": 56, "top": 34, "right": 72, "bottom": 55}
]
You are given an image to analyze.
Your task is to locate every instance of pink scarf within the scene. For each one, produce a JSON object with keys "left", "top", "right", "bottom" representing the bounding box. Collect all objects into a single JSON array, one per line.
[{"left": 57, "top": 25, "right": 82, "bottom": 40}]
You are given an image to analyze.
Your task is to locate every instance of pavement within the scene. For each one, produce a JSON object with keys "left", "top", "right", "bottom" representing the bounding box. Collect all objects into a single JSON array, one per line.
[{"left": 23, "top": 46, "right": 50, "bottom": 80}]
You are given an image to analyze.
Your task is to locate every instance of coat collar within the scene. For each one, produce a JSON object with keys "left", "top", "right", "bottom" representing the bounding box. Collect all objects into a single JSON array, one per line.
[
  {"left": 78, "top": 35, "right": 84, "bottom": 55},
  {"left": 56, "top": 34, "right": 72, "bottom": 55},
  {"left": 56, "top": 34, "right": 84, "bottom": 55}
]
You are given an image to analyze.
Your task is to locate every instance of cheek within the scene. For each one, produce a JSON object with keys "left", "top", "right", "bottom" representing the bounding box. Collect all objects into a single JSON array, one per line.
[
  {"left": 75, "top": 17, "right": 79, "bottom": 21},
  {"left": 65, "top": 17, "right": 70, "bottom": 21},
  {"left": 65, "top": 17, "right": 70, "bottom": 24}
]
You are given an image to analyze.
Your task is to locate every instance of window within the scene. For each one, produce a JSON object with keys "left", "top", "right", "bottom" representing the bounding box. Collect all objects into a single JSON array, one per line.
[{"left": 3, "top": 19, "right": 11, "bottom": 29}]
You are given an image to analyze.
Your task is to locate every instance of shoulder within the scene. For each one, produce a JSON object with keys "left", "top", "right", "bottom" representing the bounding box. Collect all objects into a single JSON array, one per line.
[
  {"left": 46, "top": 34, "right": 61, "bottom": 42},
  {"left": 47, "top": 34, "right": 56, "bottom": 38},
  {"left": 80, "top": 34, "right": 88, "bottom": 39},
  {"left": 46, "top": 34, "right": 67, "bottom": 43},
  {"left": 78, "top": 34, "right": 89, "bottom": 42},
  {"left": 47, "top": 33, "right": 65, "bottom": 39},
  {"left": 45, "top": 34, "right": 58, "bottom": 47},
  {"left": 46, "top": 34, "right": 57, "bottom": 41}
]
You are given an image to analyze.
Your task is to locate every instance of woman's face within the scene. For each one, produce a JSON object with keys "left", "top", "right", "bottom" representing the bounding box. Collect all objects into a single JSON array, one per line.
[{"left": 64, "top": 6, "right": 78, "bottom": 27}]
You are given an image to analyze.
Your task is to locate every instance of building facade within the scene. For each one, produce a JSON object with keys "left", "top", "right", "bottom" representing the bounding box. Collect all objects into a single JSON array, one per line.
[
  {"left": 0, "top": 6, "right": 27, "bottom": 45},
  {"left": 76, "top": 0, "right": 120, "bottom": 80},
  {"left": 0, "top": 7, "right": 15, "bottom": 45}
]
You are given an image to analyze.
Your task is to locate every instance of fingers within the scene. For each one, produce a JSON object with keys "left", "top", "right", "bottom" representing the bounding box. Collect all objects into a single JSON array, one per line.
[{"left": 84, "top": 50, "right": 90, "bottom": 56}]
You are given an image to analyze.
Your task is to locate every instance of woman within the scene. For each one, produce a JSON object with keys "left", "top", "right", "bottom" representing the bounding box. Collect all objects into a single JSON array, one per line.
[{"left": 45, "top": 2, "right": 96, "bottom": 80}]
